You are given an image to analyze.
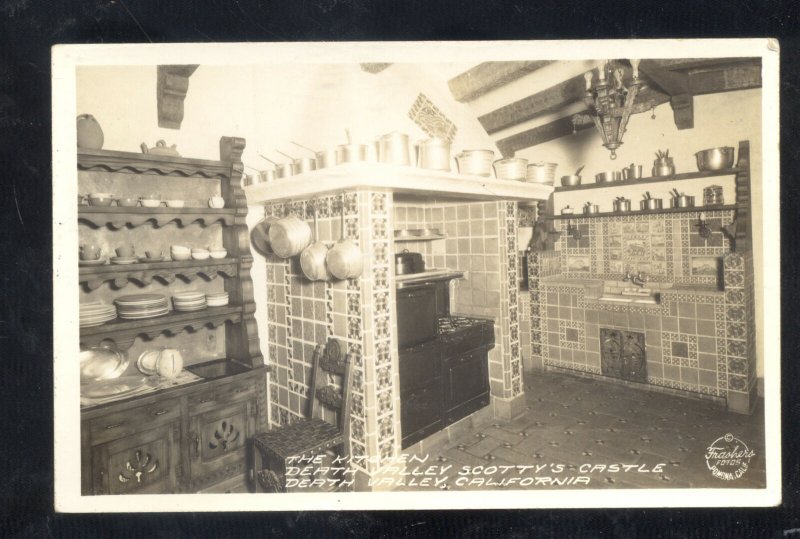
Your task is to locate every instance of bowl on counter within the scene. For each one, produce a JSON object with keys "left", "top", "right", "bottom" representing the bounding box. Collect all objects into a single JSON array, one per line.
[
  {"left": 165, "top": 199, "right": 185, "bottom": 208},
  {"left": 695, "top": 147, "right": 735, "bottom": 171},
  {"left": 209, "top": 248, "right": 227, "bottom": 259},
  {"left": 561, "top": 175, "right": 582, "bottom": 187}
]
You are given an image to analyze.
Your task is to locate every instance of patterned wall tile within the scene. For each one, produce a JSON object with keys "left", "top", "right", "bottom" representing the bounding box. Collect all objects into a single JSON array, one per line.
[{"left": 408, "top": 93, "right": 457, "bottom": 143}]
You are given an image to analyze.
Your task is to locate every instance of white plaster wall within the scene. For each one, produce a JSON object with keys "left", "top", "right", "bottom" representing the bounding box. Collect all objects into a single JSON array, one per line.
[
  {"left": 76, "top": 62, "right": 499, "bottom": 364},
  {"left": 516, "top": 89, "right": 765, "bottom": 378}
]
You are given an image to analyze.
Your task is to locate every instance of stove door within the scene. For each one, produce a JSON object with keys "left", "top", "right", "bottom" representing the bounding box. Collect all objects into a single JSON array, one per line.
[{"left": 396, "top": 284, "right": 438, "bottom": 347}]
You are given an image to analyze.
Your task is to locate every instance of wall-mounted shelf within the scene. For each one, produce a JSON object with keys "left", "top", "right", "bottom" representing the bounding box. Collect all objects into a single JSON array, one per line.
[
  {"left": 78, "top": 206, "right": 237, "bottom": 229},
  {"left": 547, "top": 204, "right": 737, "bottom": 220},
  {"left": 79, "top": 259, "right": 239, "bottom": 290},
  {"left": 79, "top": 305, "right": 243, "bottom": 349},
  {"left": 553, "top": 168, "right": 739, "bottom": 193}
]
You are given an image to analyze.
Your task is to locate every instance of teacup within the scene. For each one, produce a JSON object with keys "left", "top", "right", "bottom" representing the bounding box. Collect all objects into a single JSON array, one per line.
[
  {"left": 145, "top": 250, "right": 164, "bottom": 259},
  {"left": 208, "top": 196, "right": 225, "bottom": 209},
  {"left": 80, "top": 244, "right": 102, "bottom": 261},
  {"left": 116, "top": 245, "right": 135, "bottom": 258}
]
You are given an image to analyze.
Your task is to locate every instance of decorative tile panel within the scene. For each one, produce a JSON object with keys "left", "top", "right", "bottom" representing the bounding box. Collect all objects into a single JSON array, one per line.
[{"left": 408, "top": 93, "right": 458, "bottom": 143}]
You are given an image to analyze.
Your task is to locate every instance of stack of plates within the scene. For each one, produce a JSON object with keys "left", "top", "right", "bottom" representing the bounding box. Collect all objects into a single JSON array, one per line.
[
  {"left": 206, "top": 292, "right": 229, "bottom": 307},
  {"left": 172, "top": 290, "right": 207, "bottom": 312},
  {"left": 80, "top": 302, "right": 117, "bottom": 327},
  {"left": 114, "top": 294, "right": 170, "bottom": 319}
]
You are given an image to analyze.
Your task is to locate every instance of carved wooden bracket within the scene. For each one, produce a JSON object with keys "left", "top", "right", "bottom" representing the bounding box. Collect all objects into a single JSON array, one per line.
[{"left": 157, "top": 65, "right": 199, "bottom": 129}]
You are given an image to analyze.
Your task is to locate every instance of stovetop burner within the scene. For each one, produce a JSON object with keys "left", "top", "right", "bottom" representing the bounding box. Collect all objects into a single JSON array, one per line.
[{"left": 437, "top": 315, "right": 492, "bottom": 335}]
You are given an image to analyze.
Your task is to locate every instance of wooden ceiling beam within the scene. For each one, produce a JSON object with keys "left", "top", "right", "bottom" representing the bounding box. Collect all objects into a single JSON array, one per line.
[
  {"left": 637, "top": 60, "right": 694, "bottom": 130},
  {"left": 478, "top": 71, "right": 588, "bottom": 135},
  {"left": 157, "top": 65, "right": 199, "bottom": 130},
  {"left": 688, "top": 64, "right": 762, "bottom": 94},
  {"left": 448, "top": 61, "right": 553, "bottom": 103}
]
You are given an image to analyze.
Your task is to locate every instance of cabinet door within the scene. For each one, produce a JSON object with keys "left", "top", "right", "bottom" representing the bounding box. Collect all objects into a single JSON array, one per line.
[
  {"left": 90, "top": 421, "right": 181, "bottom": 495},
  {"left": 443, "top": 347, "right": 490, "bottom": 425},
  {"left": 187, "top": 399, "right": 255, "bottom": 491},
  {"left": 400, "top": 380, "right": 444, "bottom": 449}
]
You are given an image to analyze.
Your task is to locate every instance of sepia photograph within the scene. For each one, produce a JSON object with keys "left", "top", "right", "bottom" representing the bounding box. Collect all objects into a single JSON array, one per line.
[{"left": 52, "top": 39, "right": 781, "bottom": 511}]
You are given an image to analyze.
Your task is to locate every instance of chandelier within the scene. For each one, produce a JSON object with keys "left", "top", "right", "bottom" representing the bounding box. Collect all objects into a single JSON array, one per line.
[{"left": 574, "top": 59, "right": 642, "bottom": 160}]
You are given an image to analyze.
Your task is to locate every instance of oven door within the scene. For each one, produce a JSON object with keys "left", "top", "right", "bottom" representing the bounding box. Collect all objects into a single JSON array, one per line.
[{"left": 396, "top": 283, "right": 438, "bottom": 348}]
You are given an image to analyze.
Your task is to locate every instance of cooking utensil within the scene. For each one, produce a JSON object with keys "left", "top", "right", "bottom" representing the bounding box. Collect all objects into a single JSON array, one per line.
[
  {"left": 526, "top": 162, "right": 557, "bottom": 184},
  {"left": 292, "top": 141, "right": 338, "bottom": 170},
  {"left": 417, "top": 138, "right": 451, "bottom": 171},
  {"left": 82, "top": 376, "right": 149, "bottom": 399},
  {"left": 560, "top": 174, "right": 582, "bottom": 187},
  {"left": 300, "top": 205, "right": 332, "bottom": 281},
  {"left": 613, "top": 198, "right": 632, "bottom": 212},
  {"left": 395, "top": 249, "right": 424, "bottom": 275},
  {"left": 268, "top": 213, "right": 312, "bottom": 259},
  {"left": 277, "top": 149, "right": 316, "bottom": 174},
  {"left": 493, "top": 157, "right": 528, "bottom": 181},
  {"left": 695, "top": 146, "right": 735, "bottom": 171},
  {"left": 378, "top": 131, "right": 411, "bottom": 165},
  {"left": 622, "top": 164, "right": 643, "bottom": 180},
  {"left": 137, "top": 348, "right": 184, "bottom": 378},
  {"left": 640, "top": 198, "right": 663, "bottom": 210},
  {"left": 251, "top": 214, "right": 279, "bottom": 256},
  {"left": 326, "top": 201, "right": 363, "bottom": 280},
  {"left": 455, "top": 150, "right": 494, "bottom": 177},
  {"left": 583, "top": 203, "right": 599, "bottom": 214},
  {"left": 595, "top": 171, "right": 621, "bottom": 183},
  {"left": 671, "top": 194, "right": 695, "bottom": 208}
]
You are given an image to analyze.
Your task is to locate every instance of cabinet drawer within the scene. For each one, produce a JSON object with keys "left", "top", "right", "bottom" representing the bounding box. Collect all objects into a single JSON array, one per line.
[
  {"left": 86, "top": 398, "right": 181, "bottom": 446},
  {"left": 440, "top": 325, "right": 494, "bottom": 357},
  {"left": 188, "top": 379, "right": 256, "bottom": 410}
]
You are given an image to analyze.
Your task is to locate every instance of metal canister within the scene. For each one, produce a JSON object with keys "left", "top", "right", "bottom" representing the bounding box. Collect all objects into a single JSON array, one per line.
[
  {"left": 613, "top": 198, "right": 632, "bottom": 212},
  {"left": 378, "top": 132, "right": 411, "bottom": 165},
  {"left": 417, "top": 138, "right": 451, "bottom": 171}
]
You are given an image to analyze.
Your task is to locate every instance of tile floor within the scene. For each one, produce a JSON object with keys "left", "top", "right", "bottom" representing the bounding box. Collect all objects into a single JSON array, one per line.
[{"left": 398, "top": 370, "right": 766, "bottom": 491}]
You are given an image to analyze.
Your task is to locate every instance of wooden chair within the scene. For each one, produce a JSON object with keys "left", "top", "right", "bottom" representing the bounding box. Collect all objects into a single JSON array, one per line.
[{"left": 251, "top": 339, "right": 353, "bottom": 493}]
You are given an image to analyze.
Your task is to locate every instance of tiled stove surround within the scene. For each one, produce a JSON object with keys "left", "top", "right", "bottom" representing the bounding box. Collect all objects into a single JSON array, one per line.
[
  {"left": 262, "top": 191, "right": 401, "bottom": 485},
  {"left": 527, "top": 208, "right": 757, "bottom": 414},
  {"left": 262, "top": 193, "right": 527, "bottom": 485},
  {"left": 394, "top": 200, "right": 525, "bottom": 417}
]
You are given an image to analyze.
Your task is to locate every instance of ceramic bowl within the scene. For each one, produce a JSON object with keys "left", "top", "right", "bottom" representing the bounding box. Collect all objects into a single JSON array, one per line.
[
  {"left": 88, "top": 194, "right": 114, "bottom": 207},
  {"left": 165, "top": 199, "right": 185, "bottom": 208},
  {"left": 208, "top": 196, "right": 225, "bottom": 209},
  {"left": 117, "top": 197, "right": 139, "bottom": 207},
  {"left": 191, "top": 250, "right": 210, "bottom": 260},
  {"left": 171, "top": 252, "right": 192, "bottom": 261},
  {"left": 171, "top": 244, "right": 190, "bottom": 253},
  {"left": 209, "top": 249, "right": 227, "bottom": 259},
  {"left": 141, "top": 198, "right": 161, "bottom": 208}
]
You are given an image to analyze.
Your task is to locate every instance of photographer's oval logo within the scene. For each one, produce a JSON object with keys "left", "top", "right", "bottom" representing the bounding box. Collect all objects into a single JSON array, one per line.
[{"left": 705, "top": 433, "right": 755, "bottom": 481}]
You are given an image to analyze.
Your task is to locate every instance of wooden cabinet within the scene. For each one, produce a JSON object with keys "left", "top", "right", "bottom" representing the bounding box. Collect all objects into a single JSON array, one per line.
[
  {"left": 90, "top": 421, "right": 182, "bottom": 495},
  {"left": 78, "top": 137, "right": 266, "bottom": 494},
  {"left": 81, "top": 367, "right": 267, "bottom": 494}
]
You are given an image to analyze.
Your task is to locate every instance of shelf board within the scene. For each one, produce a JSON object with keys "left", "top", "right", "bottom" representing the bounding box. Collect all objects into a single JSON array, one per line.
[
  {"left": 244, "top": 162, "right": 553, "bottom": 203},
  {"left": 78, "top": 206, "right": 238, "bottom": 228},
  {"left": 80, "top": 259, "right": 239, "bottom": 290},
  {"left": 80, "top": 305, "right": 243, "bottom": 348},
  {"left": 394, "top": 234, "right": 447, "bottom": 242},
  {"left": 547, "top": 204, "right": 737, "bottom": 220},
  {"left": 78, "top": 148, "right": 231, "bottom": 178},
  {"left": 553, "top": 168, "right": 739, "bottom": 193}
]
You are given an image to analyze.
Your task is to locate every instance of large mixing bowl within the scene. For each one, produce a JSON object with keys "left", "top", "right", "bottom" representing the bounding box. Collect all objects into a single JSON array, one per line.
[{"left": 695, "top": 147, "right": 735, "bottom": 171}]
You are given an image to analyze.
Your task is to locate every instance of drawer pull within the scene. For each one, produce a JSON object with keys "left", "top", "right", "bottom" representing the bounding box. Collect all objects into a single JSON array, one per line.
[
  {"left": 104, "top": 422, "right": 123, "bottom": 430},
  {"left": 152, "top": 409, "right": 168, "bottom": 416}
]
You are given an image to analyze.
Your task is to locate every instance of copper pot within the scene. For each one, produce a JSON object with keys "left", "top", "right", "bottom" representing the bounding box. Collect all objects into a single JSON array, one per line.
[
  {"left": 268, "top": 214, "right": 312, "bottom": 258},
  {"left": 326, "top": 205, "right": 363, "bottom": 279},
  {"left": 300, "top": 208, "right": 331, "bottom": 281}
]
